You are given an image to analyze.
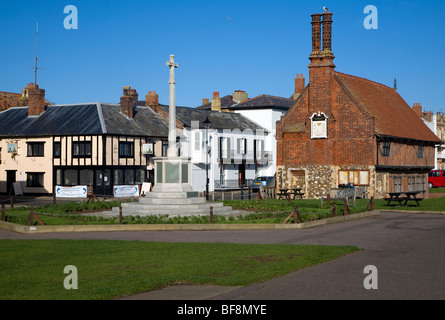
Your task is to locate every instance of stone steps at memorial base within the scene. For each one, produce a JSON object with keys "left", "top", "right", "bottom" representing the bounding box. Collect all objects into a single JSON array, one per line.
[{"left": 103, "top": 204, "right": 242, "bottom": 217}]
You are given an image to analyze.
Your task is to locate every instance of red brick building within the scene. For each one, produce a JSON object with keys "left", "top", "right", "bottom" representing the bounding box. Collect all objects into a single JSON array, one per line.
[{"left": 276, "top": 12, "right": 442, "bottom": 199}]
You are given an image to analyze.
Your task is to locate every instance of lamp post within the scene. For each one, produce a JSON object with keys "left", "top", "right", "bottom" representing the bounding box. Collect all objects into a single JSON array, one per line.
[{"left": 203, "top": 116, "right": 211, "bottom": 201}]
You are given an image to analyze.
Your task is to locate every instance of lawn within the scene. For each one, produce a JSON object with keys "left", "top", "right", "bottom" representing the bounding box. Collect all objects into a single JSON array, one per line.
[
  {"left": 429, "top": 187, "right": 445, "bottom": 194},
  {"left": 0, "top": 239, "right": 359, "bottom": 300},
  {"left": 2, "top": 196, "right": 444, "bottom": 226}
]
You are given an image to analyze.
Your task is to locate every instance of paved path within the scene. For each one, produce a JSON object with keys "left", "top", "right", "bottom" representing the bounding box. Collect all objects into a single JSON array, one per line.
[{"left": 1, "top": 211, "right": 445, "bottom": 299}]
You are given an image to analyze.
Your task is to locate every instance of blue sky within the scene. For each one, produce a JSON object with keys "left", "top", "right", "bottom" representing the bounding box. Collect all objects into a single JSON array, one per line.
[{"left": 1, "top": 0, "right": 444, "bottom": 114}]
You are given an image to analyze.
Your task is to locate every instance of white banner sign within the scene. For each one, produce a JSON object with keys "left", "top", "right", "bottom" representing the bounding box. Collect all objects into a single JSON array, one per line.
[
  {"left": 56, "top": 185, "right": 88, "bottom": 198},
  {"left": 113, "top": 185, "right": 140, "bottom": 197}
]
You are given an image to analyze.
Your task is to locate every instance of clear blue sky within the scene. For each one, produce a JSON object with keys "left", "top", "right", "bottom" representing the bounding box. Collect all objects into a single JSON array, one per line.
[{"left": 1, "top": 0, "right": 444, "bottom": 113}]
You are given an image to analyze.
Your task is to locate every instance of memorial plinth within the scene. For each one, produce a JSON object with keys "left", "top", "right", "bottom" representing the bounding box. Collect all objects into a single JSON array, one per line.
[{"left": 152, "top": 156, "right": 194, "bottom": 193}]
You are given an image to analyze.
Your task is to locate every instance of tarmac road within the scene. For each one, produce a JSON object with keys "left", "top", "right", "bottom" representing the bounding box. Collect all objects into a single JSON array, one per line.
[{"left": 1, "top": 211, "right": 445, "bottom": 300}]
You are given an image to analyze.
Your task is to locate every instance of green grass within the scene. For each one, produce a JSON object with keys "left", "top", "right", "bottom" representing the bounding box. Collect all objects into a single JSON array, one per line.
[
  {"left": 0, "top": 239, "right": 359, "bottom": 300},
  {"left": 429, "top": 187, "right": 445, "bottom": 194},
  {"left": 3, "top": 196, "right": 444, "bottom": 226}
]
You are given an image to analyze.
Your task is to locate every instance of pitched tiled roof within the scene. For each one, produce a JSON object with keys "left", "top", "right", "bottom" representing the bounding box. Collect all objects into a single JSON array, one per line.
[
  {"left": 230, "top": 94, "right": 294, "bottom": 110},
  {"left": 159, "top": 105, "right": 267, "bottom": 132},
  {"left": 335, "top": 72, "right": 441, "bottom": 143},
  {"left": 0, "top": 92, "right": 21, "bottom": 110},
  {"left": 0, "top": 103, "right": 169, "bottom": 138}
]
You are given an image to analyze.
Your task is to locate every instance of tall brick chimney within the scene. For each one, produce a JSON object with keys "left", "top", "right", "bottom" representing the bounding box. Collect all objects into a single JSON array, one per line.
[
  {"left": 322, "top": 11, "right": 334, "bottom": 58},
  {"left": 412, "top": 102, "right": 423, "bottom": 117},
  {"left": 308, "top": 11, "right": 335, "bottom": 115},
  {"left": 28, "top": 83, "right": 46, "bottom": 116},
  {"left": 145, "top": 91, "right": 160, "bottom": 113},
  {"left": 294, "top": 74, "right": 305, "bottom": 95},
  {"left": 211, "top": 92, "right": 221, "bottom": 111},
  {"left": 120, "top": 86, "right": 135, "bottom": 118},
  {"left": 310, "top": 13, "right": 322, "bottom": 59}
]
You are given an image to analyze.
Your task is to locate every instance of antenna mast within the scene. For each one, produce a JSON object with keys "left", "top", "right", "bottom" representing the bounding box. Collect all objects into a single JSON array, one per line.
[{"left": 34, "top": 22, "right": 39, "bottom": 85}]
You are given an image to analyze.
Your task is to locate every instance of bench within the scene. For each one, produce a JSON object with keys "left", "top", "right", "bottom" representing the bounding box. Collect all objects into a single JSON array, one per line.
[{"left": 384, "top": 192, "right": 423, "bottom": 207}]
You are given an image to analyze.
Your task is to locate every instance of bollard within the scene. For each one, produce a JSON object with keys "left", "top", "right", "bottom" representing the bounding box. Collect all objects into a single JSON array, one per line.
[
  {"left": 29, "top": 208, "right": 34, "bottom": 226},
  {"left": 10, "top": 196, "right": 14, "bottom": 208},
  {"left": 343, "top": 198, "right": 349, "bottom": 215},
  {"left": 1, "top": 204, "right": 5, "bottom": 221},
  {"left": 119, "top": 206, "right": 123, "bottom": 224},
  {"left": 368, "top": 196, "right": 375, "bottom": 211},
  {"left": 210, "top": 206, "right": 214, "bottom": 224},
  {"left": 330, "top": 202, "right": 336, "bottom": 217}
]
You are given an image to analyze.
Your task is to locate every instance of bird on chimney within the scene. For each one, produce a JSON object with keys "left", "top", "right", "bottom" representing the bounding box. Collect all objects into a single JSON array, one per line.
[{"left": 323, "top": 6, "right": 330, "bottom": 11}]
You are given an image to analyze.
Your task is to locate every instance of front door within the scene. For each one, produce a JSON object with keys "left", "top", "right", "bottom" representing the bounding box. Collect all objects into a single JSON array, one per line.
[
  {"left": 95, "top": 169, "right": 112, "bottom": 196},
  {"left": 238, "top": 164, "right": 245, "bottom": 187},
  {"left": 6, "top": 170, "right": 17, "bottom": 195}
]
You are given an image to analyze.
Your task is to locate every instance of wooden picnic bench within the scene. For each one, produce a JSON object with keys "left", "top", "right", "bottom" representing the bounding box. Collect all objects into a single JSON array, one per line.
[
  {"left": 278, "top": 188, "right": 305, "bottom": 200},
  {"left": 384, "top": 192, "right": 423, "bottom": 207}
]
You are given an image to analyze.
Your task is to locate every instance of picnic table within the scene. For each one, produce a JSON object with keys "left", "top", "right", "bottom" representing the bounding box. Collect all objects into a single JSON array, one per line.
[
  {"left": 384, "top": 191, "right": 423, "bottom": 207},
  {"left": 278, "top": 187, "right": 305, "bottom": 200}
]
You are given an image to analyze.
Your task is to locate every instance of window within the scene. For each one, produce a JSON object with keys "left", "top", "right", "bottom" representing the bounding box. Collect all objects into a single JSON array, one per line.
[
  {"left": 382, "top": 139, "right": 391, "bottom": 157},
  {"left": 56, "top": 169, "right": 63, "bottom": 185},
  {"left": 254, "top": 139, "right": 265, "bottom": 163},
  {"left": 417, "top": 143, "right": 424, "bottom": 158},
  {"left": 79, "top": 169, "right": 94, "bottom": 185},
  {"left": 338, "top": 170, "right": 370, "bottom": 186},
  {"left": 27, "top": 173, "right": 44, "bottom": 187},
  {"left": 119, "top": 141, "right": 134, "bottom": 158},
  {"left": 54, "top": 142, "right": 61, "bottom": 158},
  {"left": 64, "top": 169, "right": 78, "bottom": 186},
  {"left": 114, "top": 169, "right": 124, "bottom": 185},
  {"left": 194, "top": 132, "right": 200, "bottom": 151},
  {"left": 73, "top": 141, "right": 92, "bottom": 158},
  {"left": 27, "top": 142, "right": 44, "bottom": 157},
  {"left": 237, "top": 138, "right": 247, "bottom": 155},
  {"left": 219, "top": 137, "right": 230, "bottom": 161},
  {"left": 392, "top": 176, "right": 403, "bottom": 193},
  {"left": 162, "top": 141, "right": 168, "bottom": 157},
  {"left": 125, "top": 169, "right": 135, "bottom": 184},
  {"left": 136, "top": 169, "right": 145, "bottom": 184},
  {"left": 194, "top": 131, "right": 207, "bottom": 151}
]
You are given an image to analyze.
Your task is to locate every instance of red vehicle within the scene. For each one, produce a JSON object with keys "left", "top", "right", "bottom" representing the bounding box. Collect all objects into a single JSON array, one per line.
[{"left": 428, "top": 170, "right": 445, "bottom": 188}]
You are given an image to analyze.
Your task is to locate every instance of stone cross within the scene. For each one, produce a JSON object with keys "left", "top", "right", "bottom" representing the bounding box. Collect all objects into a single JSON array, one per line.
[{"left": 166, "top": 54, "right": 178, "bottom": 158}]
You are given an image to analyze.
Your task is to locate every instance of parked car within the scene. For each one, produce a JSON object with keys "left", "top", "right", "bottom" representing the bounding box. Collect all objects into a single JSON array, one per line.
[
  {"left": 428, "top": 170, "right": 445, "bottom": 188},
  {"left": 252, "top": 176, "right": 273, "bottom": 190}
]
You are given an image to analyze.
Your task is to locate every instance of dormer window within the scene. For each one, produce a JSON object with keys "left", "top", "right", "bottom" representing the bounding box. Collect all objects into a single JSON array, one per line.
[{"left": 310, "top": 112, "right": 327, "bottom": 139}]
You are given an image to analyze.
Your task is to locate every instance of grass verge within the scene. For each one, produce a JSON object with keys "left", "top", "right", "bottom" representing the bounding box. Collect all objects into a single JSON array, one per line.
[
  {"left": 3, "top": 197, "right": 443, "bottom": 226},
  {"left": 0, "top": 239, "right": 359, "bottom": 300}
]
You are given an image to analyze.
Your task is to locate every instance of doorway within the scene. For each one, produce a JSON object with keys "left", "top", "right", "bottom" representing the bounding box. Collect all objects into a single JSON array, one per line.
[{"left": 6, "top": 170, "right": 17, "bottom": 195}]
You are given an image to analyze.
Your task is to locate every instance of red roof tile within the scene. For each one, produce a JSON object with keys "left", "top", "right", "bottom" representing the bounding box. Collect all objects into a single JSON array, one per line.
[
  {"left": 335, "top": 72, "right": 441, "bottom": 143},
  {"left": 0, "top": 92, "right": 21, "bottom": 110}
]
